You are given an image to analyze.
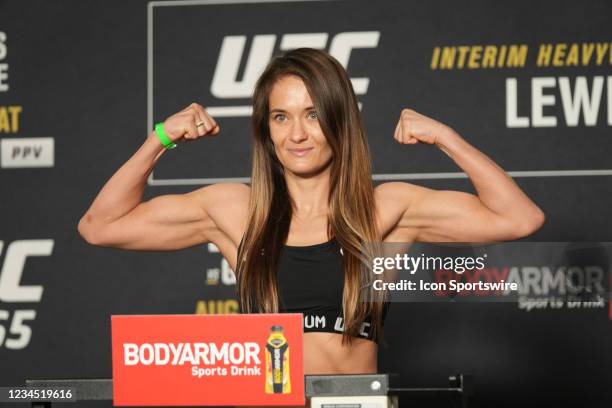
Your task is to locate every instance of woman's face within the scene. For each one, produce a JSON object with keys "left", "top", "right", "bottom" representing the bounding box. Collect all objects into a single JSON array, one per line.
[{"left": 268, "top": 75, "right": 333, "bottom": 177}]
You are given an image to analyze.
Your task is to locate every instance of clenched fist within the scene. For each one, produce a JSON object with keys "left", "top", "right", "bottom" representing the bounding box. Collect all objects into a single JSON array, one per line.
[
  {"left": 162, "top": 103, "right": 220, "bottom": 144},
  {"left": 393, "top": 109, "right": 452, "bottom": 145}
]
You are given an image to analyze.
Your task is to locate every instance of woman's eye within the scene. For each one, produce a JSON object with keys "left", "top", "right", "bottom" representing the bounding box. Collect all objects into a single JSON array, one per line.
[
  {"left": 308, "top": 111, "right": 319, "bottom": 120},
  {"left": 274, "top": 114, "right": 286, "bottom": 122}
]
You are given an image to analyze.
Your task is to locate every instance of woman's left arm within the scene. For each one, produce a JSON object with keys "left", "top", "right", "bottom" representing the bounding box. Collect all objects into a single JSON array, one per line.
[{"left": 378, "top": 109, "right": 545, "bottom": 242}]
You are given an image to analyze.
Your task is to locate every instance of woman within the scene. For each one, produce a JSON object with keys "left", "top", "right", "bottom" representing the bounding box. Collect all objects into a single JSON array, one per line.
[{"left": 78, "top": 48, "right": 544, "bottom": 377}]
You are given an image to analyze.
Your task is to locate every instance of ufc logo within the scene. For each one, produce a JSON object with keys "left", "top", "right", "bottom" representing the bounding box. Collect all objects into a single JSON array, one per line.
[
  {"left": 211, "top": 31, "right": 380, "bottom": 99},
  {"left": 0, "top": 240, "right": 53, "bottom": 302}
]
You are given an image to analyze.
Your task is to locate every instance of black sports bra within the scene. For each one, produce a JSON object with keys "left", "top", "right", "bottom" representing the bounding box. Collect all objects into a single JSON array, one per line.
[{"left": 237, "top": 238, "right": 390, "bottom": 341}]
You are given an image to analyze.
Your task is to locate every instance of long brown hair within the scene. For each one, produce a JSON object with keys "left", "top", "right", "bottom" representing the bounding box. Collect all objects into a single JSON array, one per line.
[{"left": 237, "top": 48, "right": 385, "bottom": 343}]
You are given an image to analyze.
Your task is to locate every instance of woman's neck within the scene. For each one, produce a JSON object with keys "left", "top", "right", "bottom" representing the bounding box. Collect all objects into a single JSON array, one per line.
[{"left": 284, "top": 167, "right": 331, "bottom": 219}]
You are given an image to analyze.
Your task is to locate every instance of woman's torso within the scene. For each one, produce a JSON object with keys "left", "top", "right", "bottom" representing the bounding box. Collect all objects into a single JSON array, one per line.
[{"left": 207, "top": 184, "right": 416, "bottom": 374}]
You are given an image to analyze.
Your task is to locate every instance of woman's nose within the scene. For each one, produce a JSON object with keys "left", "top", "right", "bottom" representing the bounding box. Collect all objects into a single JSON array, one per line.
[{"left": 288, "top": 120, "right": 308, "bottom": 143}]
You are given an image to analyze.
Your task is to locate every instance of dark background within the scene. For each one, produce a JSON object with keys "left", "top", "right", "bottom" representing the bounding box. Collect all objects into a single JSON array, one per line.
[{"left": 0, "top": 0, "right": 611, "bottom": 407}]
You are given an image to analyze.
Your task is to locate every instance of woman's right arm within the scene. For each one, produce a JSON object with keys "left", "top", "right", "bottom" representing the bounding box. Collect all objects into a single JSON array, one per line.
[{"left": 77, "top": 103, "right": 245, "bottom": 251}]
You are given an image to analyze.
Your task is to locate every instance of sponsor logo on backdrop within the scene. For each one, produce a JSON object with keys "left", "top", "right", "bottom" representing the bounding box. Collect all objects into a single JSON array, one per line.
[
  {"left": 430, "top": 42, "right": 612, "bottom": 128},
  {"left": 208, "top": 31, "right": 379, "bottom": 116},
  {"left": 433, "top": 265, "right": 608, "bottom": 312},
  {"left": 0, "top": 239, "right": 54, "bottom": 350},
  {"left": 0, "top": 31, "right": 54, "bottom": 168}
]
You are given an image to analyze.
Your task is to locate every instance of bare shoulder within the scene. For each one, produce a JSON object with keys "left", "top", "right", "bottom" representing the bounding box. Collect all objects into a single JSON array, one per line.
[
  {"left": 374, "top": 182, "right": 428, "bottom": 208},
  {"left": 374, "top": 182, "right": 429, "bottom": 239},
  {"left": 188, "top": 182, "right": 251, "bottom": 203},
  {"left": 186, "top": 183, "right": 251, "bottom": 245}
]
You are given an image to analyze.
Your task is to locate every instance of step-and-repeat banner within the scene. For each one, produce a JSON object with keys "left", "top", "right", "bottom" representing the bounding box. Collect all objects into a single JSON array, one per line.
[{"left": 1, "top": 0, "right": 611, "bottom": 406}]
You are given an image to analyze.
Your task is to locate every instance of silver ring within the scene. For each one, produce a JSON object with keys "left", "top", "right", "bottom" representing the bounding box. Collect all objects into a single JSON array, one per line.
[{"left": 196, "top": 122, "right": 205, "bottom": 127}]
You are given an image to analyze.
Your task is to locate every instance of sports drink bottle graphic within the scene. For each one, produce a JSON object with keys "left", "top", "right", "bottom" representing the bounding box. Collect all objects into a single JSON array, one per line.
[{"left": 265, "top": 325, "right": 291, "bottom": 394}]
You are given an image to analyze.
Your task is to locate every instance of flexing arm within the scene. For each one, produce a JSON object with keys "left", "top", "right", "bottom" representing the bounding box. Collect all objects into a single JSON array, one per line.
[
  {"left": 77, "top": 103, "right": 244, "bottom": 251},
  {"left": 378, "top": 109, "right": 545, "bottom": 242}
]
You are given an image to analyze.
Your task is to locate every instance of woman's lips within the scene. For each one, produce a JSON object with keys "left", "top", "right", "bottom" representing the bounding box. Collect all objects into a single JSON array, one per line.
[{"left": 287, "top": 147, "right": 313, "bottom": 157}]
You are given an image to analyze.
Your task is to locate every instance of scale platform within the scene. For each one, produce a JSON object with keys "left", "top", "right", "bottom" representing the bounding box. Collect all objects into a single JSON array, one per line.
[{"left": 24, "top": 373, "right": 473, "bottom": 407}]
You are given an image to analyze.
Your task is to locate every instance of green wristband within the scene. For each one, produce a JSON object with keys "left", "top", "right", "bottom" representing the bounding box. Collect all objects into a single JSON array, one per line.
[{"left": 154, "top": 122, "right": 177, "bottom": 149}]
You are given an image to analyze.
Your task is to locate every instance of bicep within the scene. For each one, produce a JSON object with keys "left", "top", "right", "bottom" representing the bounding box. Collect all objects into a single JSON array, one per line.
[
  {"left": 406, "top": 189, "right": 516, "bottom": 242},
  {"left": 92, "top": 192, "right": 215, "bottom": 251},
  {"left": 378, "top": 182, "right": 517, "bottom": 243},
  {"left": 89, "top": 183, "right": 251, "bottom": 250}
]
